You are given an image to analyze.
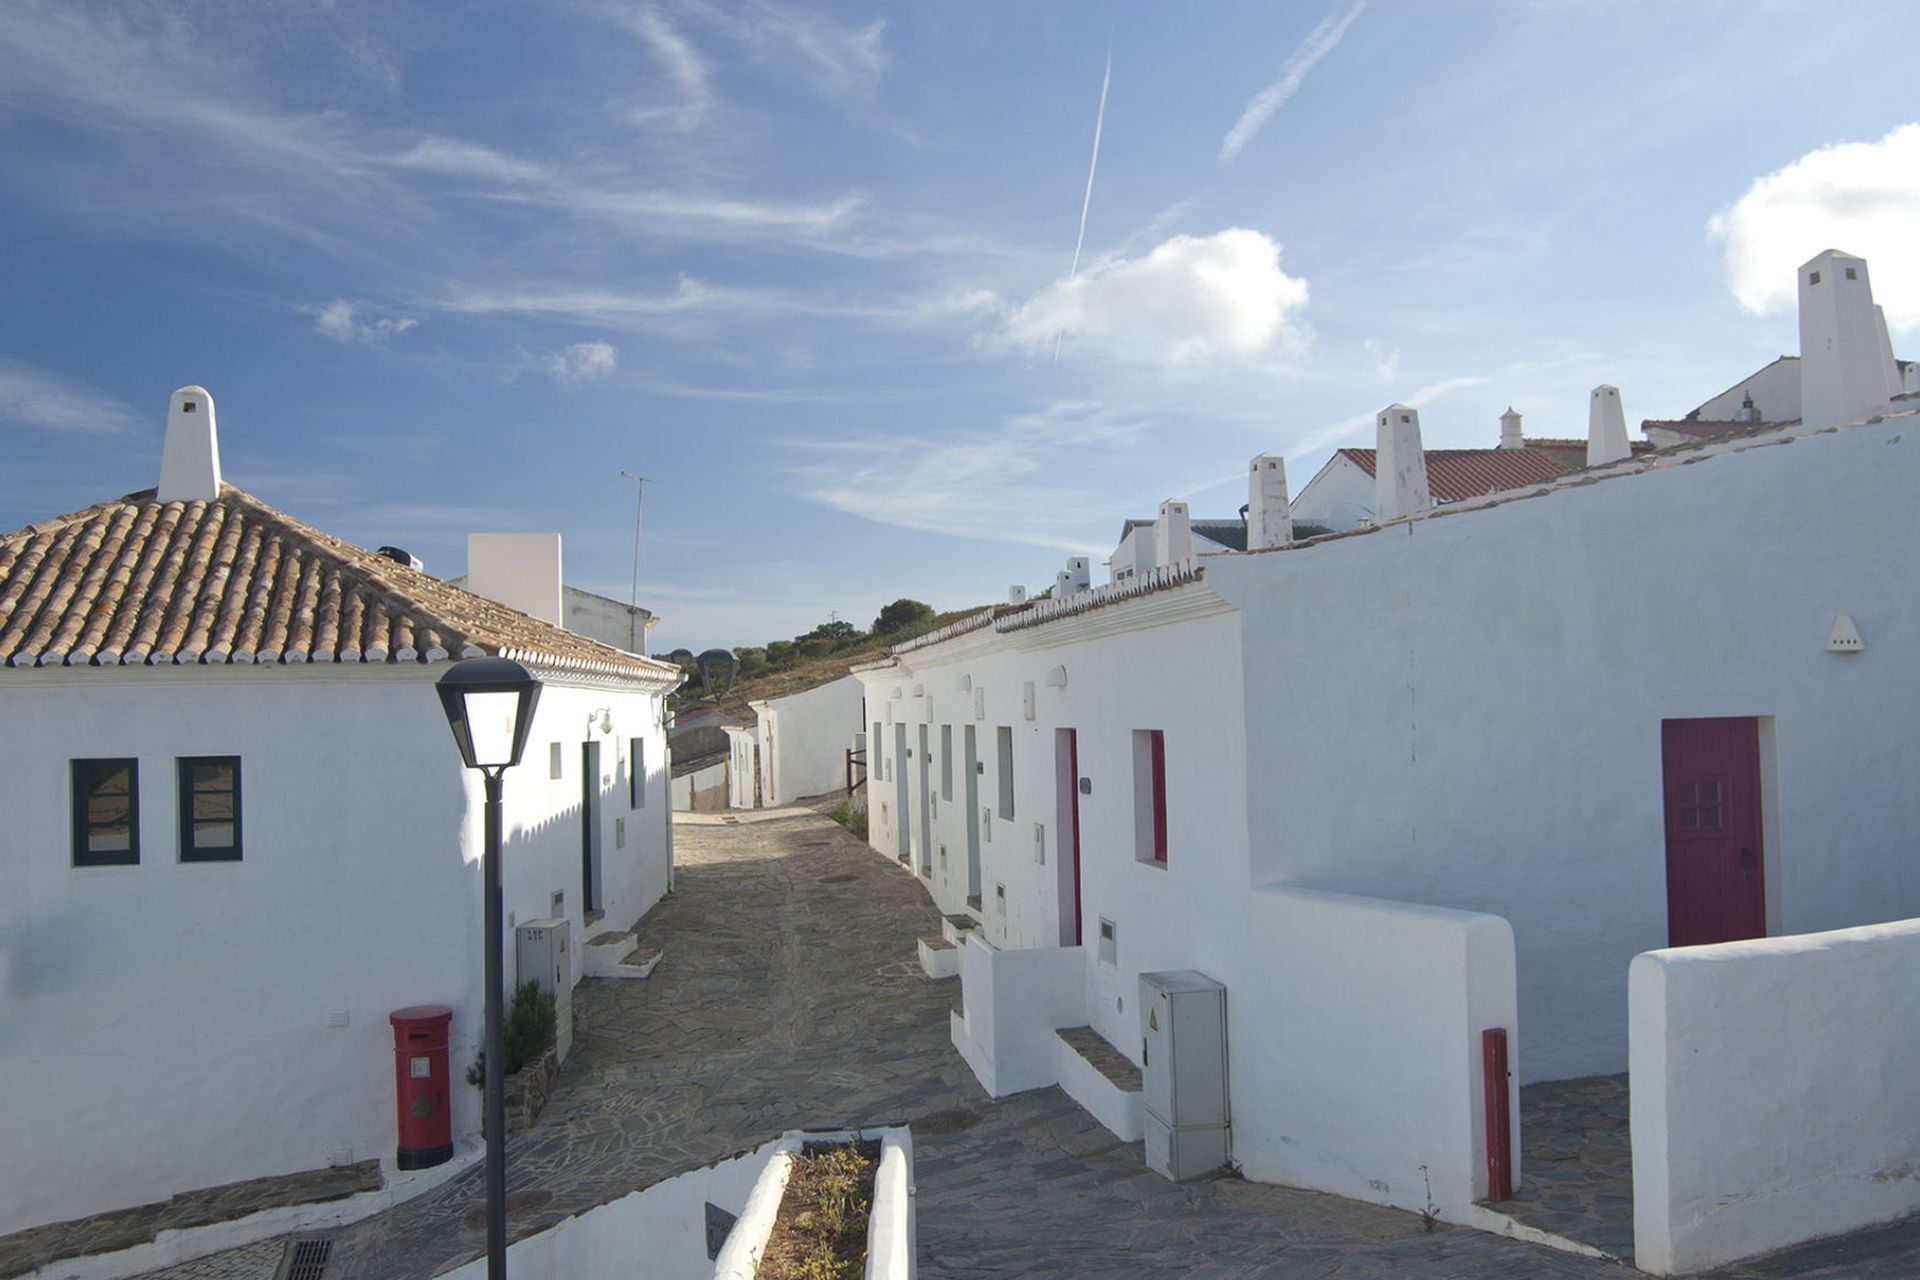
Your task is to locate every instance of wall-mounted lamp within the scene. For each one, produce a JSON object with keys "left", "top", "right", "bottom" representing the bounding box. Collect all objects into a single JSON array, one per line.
[
  {"left": 1828, "top": 614, "right": 1865, "bottom": 653},
  {"left": 1043, "top": 665, "right": 1068, "bottom": 689}
]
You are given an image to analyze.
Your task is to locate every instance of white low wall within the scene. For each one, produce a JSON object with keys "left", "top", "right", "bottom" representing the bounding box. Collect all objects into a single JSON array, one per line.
[
  {"left": 1232, "top": 886, "right": 1519, "bottom": 1221},
  {"left": 950, "top": 936, "right": 1087, "bottom": 1097},
  {"left": 442, "top": 1139, "right": 779, "bottom": 1280},
  {"left": 1630, "top": 919, "right": 1920, "bottom": 1275}
]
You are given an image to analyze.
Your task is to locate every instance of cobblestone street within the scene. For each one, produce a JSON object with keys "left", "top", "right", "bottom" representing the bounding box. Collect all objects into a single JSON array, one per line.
[{"left": 140, "top": 808, "right": 1920, "bottom": 1279}]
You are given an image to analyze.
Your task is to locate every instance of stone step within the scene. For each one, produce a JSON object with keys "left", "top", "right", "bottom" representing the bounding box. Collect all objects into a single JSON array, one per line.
[
  {"left": 941, "top": 913, "right": 981, "bottom": 946},
  {"left": 1055, "top": 1026, "right": 1145, "bottom": 1143},
  {"left": 583, "top": 930, "right": 641, "bottom": 978},
  {"left": 618, "top": 946, "right": 664, "bottom": 978},
  {"left": 917, "top": 934, "right": 959, "bottom": 980}
]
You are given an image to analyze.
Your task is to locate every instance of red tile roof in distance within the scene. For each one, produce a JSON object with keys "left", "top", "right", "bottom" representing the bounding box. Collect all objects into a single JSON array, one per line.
[
  {"left": 1336, "top": 447, "right": 1569, "bottom": 502},
  {"left": 0, "top": 485, "right": 679, "bottom": 679}
]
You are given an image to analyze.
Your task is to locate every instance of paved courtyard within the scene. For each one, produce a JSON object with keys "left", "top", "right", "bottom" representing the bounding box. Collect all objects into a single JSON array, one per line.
[{"left": 141, "top": 807, "right": 1920, "bottom": 1279}]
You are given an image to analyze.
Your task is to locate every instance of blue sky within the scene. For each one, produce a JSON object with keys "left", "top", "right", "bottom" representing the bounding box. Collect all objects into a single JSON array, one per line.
[{"left": 2, "top": 1, "right": 1916, "bottom": 651}]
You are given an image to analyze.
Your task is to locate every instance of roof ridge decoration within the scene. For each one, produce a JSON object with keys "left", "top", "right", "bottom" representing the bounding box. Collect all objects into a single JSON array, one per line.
[
  {"left": 0, "top": 484, "right": 680, "bottom": 681},
  {"left": 996, "top": 561, "right": 1204, "bottom": 635}
]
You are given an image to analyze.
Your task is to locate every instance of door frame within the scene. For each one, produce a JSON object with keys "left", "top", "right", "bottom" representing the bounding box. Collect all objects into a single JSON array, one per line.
[
  {"left": 917, "top": 723, "right": 933, "bottom": 875},
  {"left": 581, "top": 739, "right": 603, "bottom": 914},
  {"left": 1054, "top": 728, "right": 1083, "bottom": 947},
  {"left": 963, "top": 724, "right": 982, "bottom": 906},
  {"left": 1659, "top": 715, "right": 1777, "bottom": 945}
]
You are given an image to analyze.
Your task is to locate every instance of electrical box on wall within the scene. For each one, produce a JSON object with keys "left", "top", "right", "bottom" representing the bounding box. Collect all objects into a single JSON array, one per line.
[
  {"left": 516, "top": 918, "right": 574, "bottom": 1063},
  {"left": 1139, "top": 970, "right": 1229, "bottom": 1181}
]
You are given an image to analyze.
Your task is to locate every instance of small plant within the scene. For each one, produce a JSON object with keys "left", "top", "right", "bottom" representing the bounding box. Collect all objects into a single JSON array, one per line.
[
  {"left": 1418, "top": 1164, "right": 1438, "bottom": 1232},
  {"left": 828, "top": 796, "right": 868, "bottom": 841},
  {"left": 466, "top": 980, "right": 558, "bottom": 1087}
]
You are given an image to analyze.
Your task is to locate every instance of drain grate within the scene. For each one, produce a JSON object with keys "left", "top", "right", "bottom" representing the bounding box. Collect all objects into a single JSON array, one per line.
[{"left": 275, "top": 1237, "right": 332, "bottom": 1280}]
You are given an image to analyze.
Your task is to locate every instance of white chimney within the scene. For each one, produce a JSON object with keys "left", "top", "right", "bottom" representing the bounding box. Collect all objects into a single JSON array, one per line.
[
  {"left": 1008, "top": 585, "right": 1028, "bottom": 605},
  {"left": 1247, "top": 453, "right": 1293, "bottom": 549},
  {"left": 1587, "top": 385, "right": 1630, "bottom": 466},
  {"left": 1153, "top": 499, "right": 1193, "bottom": 567},
  {"left": 467, "top": 533, "right": 563, "bottom": 625},
  {"left": 1799, "top": 250, "right": 1897, "bottom": 430},
  {"left": 1498, "top": 406, "right": 1523, "bottom": 450},
  {"left": 157, "top": 385, "right": 222, "bottom": 502},
  {"left": 1373, "top": 404, "right": 1430, "bottom": 522},
  {"left": 1059, "top": 556, "right": 1091, "bottom": 596}
]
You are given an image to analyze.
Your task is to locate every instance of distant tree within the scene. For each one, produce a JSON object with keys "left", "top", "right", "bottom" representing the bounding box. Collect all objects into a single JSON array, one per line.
[
  {"left": 803, "top": 619, "right": 859, "bottom": 642},
  {"left": 872, "top": 598, "right": 935, "bottom": 636},
  {"left": 765, "top": 640, "right": 795, "bottom": 669},
  {"left": 793, "top": 636, "right": 829, "bottom": 660},
  {"left": 733, "top": 646, "right": 768, "bottom": 678}
]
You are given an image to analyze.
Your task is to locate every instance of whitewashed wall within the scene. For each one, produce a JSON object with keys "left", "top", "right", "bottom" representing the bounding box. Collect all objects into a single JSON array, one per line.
[
  {"left": 0, "top": 664, "right": 673, "bottom": 1237},
  {"left": 1216, "top": 413, "right": 1920, "bottom": 1081},
  {"left": 561, "top": 586, "right": 652, "bottom": 657},
  {"left": 1692, "top": 355, "right": 1801, "bottom": 422},
  {"left": 1630, "top": 919, "right": 1920, "bottom": 1275},
  {"left": 723, "top": 727, "right": 757, "bottom": 808},
  {"left": 752, "top": 675, "right": 863, "bottom": 806},
  {"left": 1234, "top": 887, "right": 1518, "bottom": 1220},
  {"left": 1286, "top": 452, "right": 1374, "bottom": 531},
  {"left": 442, "top": 1137, "right": 779, "bottom": 1280}
]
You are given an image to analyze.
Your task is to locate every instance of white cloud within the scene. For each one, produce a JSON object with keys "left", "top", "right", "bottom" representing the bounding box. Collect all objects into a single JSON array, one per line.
[
  {"left": 1219, "top": 0, "right": 1366, "bottom": 164},
  {"left": 313, "top": 300, "right": 418, "bottom": 343},
  {"left": 795, "top": 401, "right": 1143, "bottom": 551},
  {"left": 1290, "top": 375, "right": 1492, "bottom": 454},
  {"left": 1709, "top": 123, "right": 1920, "bottom": 331},
  {"left": 1363, "top": 339, "right": 1400, "bottom": 382},
  {"left": 435, "top": 277, "right": 995, "bottom": 328},
  {"left": 991, "top": 229, "right": 1309, "bottom": 366},
  {"left": 0, "top": 360, "right": 141, "bottom": 432},
  {"left": 384, "top": 137, "right": 546, "bottom": 184},
  {"left": 539, "top": 341, "right": 620, "bottom": 384}
]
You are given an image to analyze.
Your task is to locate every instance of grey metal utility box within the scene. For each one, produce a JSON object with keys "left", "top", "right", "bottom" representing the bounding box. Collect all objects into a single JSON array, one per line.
[
  {"left": 1139, "top": 969, "right": 1229, "bottom": 1180},
  {"left": 516, "top": 918, "right": 573, "bottom": 1063}
]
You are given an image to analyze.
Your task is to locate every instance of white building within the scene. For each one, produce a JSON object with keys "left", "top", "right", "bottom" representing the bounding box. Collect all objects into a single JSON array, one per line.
[
  {"left": 849, "top": 251, "right": 1920, "bottom": 1244},
  {"left": 0, "top": 388, "right": 682, "bottom": 1241},
  {"left": 748, "top": 674, "right": 864, "bottom": 807}
]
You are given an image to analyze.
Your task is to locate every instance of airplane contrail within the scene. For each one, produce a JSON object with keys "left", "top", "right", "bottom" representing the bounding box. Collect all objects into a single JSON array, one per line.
[
  {"left": 1055, "top": 42, "right": 1113, "bottom": 362},
  {"left": 1219, "top": 0, "right": 1366, "bottom": 164}
]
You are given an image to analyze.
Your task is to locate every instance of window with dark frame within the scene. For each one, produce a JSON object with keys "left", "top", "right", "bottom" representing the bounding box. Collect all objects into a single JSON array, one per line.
[
  {"left": 630, "top": 737, "right": 646, "bottom": 808},
  {"left": 73, "top": 758, "right": 139, "bottom": 866},
  {"left": 996, "top": 726, "right": 1015, "bottom": 820},
  {"left": 178, "top": 756, "right": 241, "bottom": 862}
]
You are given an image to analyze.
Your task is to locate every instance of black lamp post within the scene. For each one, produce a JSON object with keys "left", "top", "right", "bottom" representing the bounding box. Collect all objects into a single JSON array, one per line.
[{"left": 435, "top": 657, "right": 543, "bottom": 1280}]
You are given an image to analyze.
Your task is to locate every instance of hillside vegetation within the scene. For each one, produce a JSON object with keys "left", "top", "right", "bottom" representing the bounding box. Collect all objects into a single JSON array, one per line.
[{"left": 675, "top": 598, "right": 987, "bottom": 722}]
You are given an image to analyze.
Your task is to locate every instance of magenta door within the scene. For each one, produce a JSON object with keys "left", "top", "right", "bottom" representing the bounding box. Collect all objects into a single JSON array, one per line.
[
  {"left": 1661, "top": 718, "right": 1766, "bottom": 947},
  {"left": 1055, "top": 728, "right": 1083, "bottom": 947}
]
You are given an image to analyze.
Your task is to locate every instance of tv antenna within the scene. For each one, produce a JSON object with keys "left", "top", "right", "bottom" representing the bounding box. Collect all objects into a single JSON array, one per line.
[{"left": 620, "top": 471, "right": 648, "bottom": 653}]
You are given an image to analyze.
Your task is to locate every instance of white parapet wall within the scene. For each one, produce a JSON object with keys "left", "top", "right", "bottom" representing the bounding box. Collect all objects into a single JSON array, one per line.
[
  {"left": 1231, "top": 886, "right": 1519, "bottom": 1221},
  {"left": 950, "top": 935, "right": 1088, "bottom": 1097},
  {"left": 1630, "top": 919, "right": 1920, "bottom": 1275},
  {"left": 442, "top": 1138, "right": 779, "bottom": 1280}
]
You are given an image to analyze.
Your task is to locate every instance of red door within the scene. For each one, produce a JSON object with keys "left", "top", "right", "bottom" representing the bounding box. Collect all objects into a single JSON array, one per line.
[
  {"left": 1661, "top": 718, "right": 1766, "bottom": 946},
  {"left": 1055, "top": 728, "right": 1084, "bottom": 947}
]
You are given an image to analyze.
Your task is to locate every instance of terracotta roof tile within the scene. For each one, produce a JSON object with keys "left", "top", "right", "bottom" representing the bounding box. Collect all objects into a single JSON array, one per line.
[
  {"left": 0, "top": 485, "right": 678, "bottom": 681},
  {"left": 1336, "top": 447, "right": 1569, "bottom": 502}
]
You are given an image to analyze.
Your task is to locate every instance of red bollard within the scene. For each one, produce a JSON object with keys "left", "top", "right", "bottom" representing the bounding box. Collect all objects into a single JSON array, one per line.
[{"left": 1482, "top": 1027, "right": 1513, "bottom": 1201}]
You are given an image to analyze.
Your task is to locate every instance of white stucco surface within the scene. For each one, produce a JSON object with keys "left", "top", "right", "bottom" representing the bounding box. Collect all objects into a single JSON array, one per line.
[
  {"left": 466, "top": 533, "right": 564, "bottom": 626},
  {"left": 950, "top": 936, "right": 1086, "bottom": 1097},
  {"left": 1216, "top": 411, "right": 1920, "bottom": 1081},
  {"left": 0, "top": 664, "right": 673, "bottom": 1236},
  {"left": 1287, "top": 452, "right": 1374, "bottom": 531},
  {"left": 1233, "top": 887, "right": 1518, "bottom": 1220},
  {"left": 443, "top": 1137, "right": 777, "bottom": 1280},
  {"left": 1629, "top": 919, "right": 1920, "bottom": 1275},
  {"left": 751, "top": 675, "right": 863, "bottom": 806}
]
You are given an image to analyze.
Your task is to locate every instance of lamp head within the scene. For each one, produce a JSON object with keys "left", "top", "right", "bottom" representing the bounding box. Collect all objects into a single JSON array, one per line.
[{"left": 435, "top": 657, "right": 544, "bottom": 773}]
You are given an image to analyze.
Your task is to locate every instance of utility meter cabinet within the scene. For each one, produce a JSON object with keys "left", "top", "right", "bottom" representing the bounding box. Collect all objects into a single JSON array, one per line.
[
  {"left": 1139, "top": 970, "right": 1229, "bottom": 1181},
  {"left": 516, "top": 918, "right": 573, "bottom": 1063}
]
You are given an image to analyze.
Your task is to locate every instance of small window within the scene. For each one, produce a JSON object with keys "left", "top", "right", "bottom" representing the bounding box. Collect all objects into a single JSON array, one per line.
[
  {"left": 1133, "top": 729, "right": 1168, "bottom": 864},
  {"left": 178, "top": 757, "right": 241, "bottom": 861},
  {"left": 629, "top": 737, "right": 645, "bottom": 808},
  {"left": 549, "top": 742, "right": 563, "bottom": 779},
  {"left": 996, "top": 726, "right": 1014, "bottom": 819},
  {"left": 73, "top": 758, "right": 139, "bottom": 866},
  {"left": 182, "top": 401, "right": 197, "bottom": 413},
  {"left": 1809, "top": 270, "right": 1821, "bottom": 285},
  {"left": 1845, "top": 267, "right": 1858, "bottom": 281}
]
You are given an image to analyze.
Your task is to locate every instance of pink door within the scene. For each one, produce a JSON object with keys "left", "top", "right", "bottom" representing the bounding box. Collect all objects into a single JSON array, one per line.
[{"left": 1661, "top": 718, "right": 1766, "bottom": 947}]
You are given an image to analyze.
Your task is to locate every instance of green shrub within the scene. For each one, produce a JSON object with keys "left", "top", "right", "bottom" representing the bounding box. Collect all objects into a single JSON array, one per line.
[
  {"left": 465, "top": 979, "right": 558, "bottom": 1086},
  {"left": 828, "top": 797, "right": 868, "bottom": 841}
]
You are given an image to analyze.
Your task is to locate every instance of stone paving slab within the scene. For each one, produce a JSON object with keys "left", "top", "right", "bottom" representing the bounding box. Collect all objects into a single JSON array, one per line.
[
  {"left": 1499, "top": 1074, "right": 1635, "bottom": 1260},
  {"left": 127, "top": 809, "right": 1920, "bottom": 1280}
]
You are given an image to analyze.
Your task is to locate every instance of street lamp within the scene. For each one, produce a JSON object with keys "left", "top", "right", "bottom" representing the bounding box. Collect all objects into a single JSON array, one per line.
[{"left": 435, "top": 657, "right": 543, "bottom": 1280}]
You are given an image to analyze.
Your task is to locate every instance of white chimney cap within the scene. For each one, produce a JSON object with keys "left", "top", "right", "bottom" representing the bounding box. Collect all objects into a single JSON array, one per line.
[{"left": 158, "top": 385, "right": 222, "bottom": 503}]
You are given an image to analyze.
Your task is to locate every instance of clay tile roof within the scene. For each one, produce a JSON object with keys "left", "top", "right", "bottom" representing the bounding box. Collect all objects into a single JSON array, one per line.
[
  {"left": 1335, "top": 447, "right": 1569, "bottom": 502},
  {"left": 0, "top": 485, "right": 680, "bottom": 681}
]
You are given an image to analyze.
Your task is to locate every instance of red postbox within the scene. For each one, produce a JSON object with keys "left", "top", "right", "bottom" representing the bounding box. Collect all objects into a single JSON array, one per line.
[{"left": 389, "top": 1005, "right": 453, "bottom": 1170}]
